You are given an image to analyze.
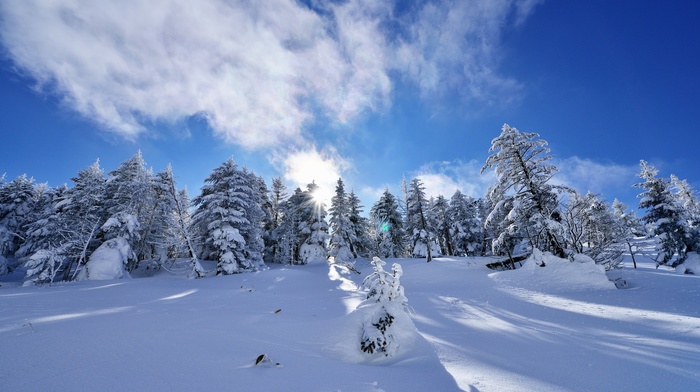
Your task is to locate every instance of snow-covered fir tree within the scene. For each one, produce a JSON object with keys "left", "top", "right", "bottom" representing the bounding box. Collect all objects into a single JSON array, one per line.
[
  {"left": 0, "top": 174, "right": 38, "bottom": 261},
  {"left": 59, "top": 160, "right": 107, "bottom": 280},
  {"left": 447, "top": 191, "right": 483, "bottom": 257},
  {"left": 191, "top": 157, "right": 265, "bottom": 275},
  {"left": 102, "top": 151, "right": 155, "bottom": 270},
  {"left": 298, "top": 182, "right": 329, "bottom": 264},
  {"left": 482, "top": 124, "right": 567, "bottom": 258},
  {"left": 369, "top": 189, "right": 405, "bottom": 258},
  {"left": 670, "top": 174, "right": 700, "bottom": 250},
  {"left": 347, "top": 190, "right": 370, "bottom": 258},
  {"left": 17, "top": 185, "right": 67, "bottom": 285},
  {"left": 328, "top": 178, "right": 355, "bottom": 263},
  {"left": 405, "top": 178, "right": 435, "bottom": 261},
  {"left": 429, "top": 195, "right": 453, "bottom": 256},
  {"left": 636, "top": 160, "right": 693, "bottom": 266}
]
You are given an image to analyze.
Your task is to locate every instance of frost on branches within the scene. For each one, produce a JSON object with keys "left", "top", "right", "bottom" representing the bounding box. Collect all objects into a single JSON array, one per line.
[{"left": 358, "top": 257, "right": 413, "bottom": 357}]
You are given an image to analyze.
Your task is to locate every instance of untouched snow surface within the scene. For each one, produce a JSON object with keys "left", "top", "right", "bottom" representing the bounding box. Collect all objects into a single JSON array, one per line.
[{"left": 2, "top": 249, "right": 700, "bottom": 391}]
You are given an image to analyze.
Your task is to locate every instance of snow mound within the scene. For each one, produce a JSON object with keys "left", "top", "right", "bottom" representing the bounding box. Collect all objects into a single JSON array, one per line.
[
  {"left": 490, "top": 248, "right": 615, "bottom": 292},
  {"left": 81, "top": 238, "right": 133, "bottom": 280},
  {"left": 676, "top": 252, "right": 700, "bottom": 275}
]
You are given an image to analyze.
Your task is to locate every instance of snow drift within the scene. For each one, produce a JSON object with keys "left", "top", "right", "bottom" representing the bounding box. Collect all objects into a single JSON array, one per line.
[{"left": 490, "top": 248, "right": 616, "bottom": 292}]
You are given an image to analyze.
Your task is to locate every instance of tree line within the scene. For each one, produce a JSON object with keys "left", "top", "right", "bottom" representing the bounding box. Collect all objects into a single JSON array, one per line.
[{"left": 1, "top": 124, "right": 699, "bottom": 284}]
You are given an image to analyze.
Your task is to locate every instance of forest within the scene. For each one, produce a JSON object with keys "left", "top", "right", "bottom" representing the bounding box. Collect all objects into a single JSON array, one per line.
[{"left": 2, "top": 124, "right": 699, "bottom": 284}]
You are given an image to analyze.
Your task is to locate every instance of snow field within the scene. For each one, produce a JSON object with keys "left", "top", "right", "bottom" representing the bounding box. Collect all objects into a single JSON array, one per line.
[{"left": 2, "top": 252, "right": 700, "bottom": 391}]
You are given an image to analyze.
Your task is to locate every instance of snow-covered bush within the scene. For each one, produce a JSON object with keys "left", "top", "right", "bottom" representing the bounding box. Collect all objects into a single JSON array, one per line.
[
  {"left": 676, "top": 252, "right": 700, "bottom": 275},
  {"left": 358, "top": 257, "right": 413, "bottom": 357},
  {"left": 79, "top": 237, "right": 133, "bottom": 280}
]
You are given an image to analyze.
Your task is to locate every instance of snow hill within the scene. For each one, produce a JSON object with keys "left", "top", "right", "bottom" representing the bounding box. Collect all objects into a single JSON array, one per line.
[{"left": 2, "top": 245, "right": 699, "bottom": 391}]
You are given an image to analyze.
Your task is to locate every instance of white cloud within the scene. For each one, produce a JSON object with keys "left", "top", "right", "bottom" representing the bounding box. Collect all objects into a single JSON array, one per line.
[
  {"left": 415, "top": 160, "right": 495, "bottom": 199},
  {"left": 0, "top": 0, "right": 536, "bottom": 147},
  {"left": 552, "top": 157, "right": 638, "bottom": 198},
  {"left": 274, "top": 146, "right": 350, "bottom": 206}
]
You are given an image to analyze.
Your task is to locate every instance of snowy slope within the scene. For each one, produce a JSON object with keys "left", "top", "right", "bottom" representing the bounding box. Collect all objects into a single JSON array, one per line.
[{"left": 2, "top": 250, "right": 700, "bottom": 391}]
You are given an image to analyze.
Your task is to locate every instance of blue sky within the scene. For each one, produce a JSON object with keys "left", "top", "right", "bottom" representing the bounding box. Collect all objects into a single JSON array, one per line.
[{"left": 1, "top": 0, "right": 698, "bottom": 212}]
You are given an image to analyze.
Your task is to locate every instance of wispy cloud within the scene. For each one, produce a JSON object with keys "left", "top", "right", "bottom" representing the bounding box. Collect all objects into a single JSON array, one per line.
[
  {"left": 551, "top": 157, "right": 638, "bottom": 198},
  {"left": 0, "top": 0, "right": 536, "bottom": 148},
  {"left": 414, "top": 160, "right": 495, "bottom": 199}
]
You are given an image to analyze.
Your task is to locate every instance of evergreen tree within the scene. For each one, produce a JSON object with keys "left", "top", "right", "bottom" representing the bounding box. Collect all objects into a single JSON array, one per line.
[
  {"left": 61, "top": 160, "right": 107, "bottom": 280},
  {"left": 636, "top": 161, "right": 692, "bottom": 266},
  {"left": 405, "top": 178, "right": 434, "bottom": 261},
  {"left": 328, "top": 178, "right": 355, "bottom": 262},
  {"left": 359, "top": 257, "right": 411, "bottom": 357},
  {"left": 429, "top": 195, "right": 453, "bottom": 256},
  {"left": 191, "top": 157, "right": 265, "bottom": 275},
  {"left": 481, "top": 124, "right": 567, "bottom": 258},
  {"left": 670, "top": 175, "right": 700, "bottom": 250},
  {"left": 298, "top": 182, "right": 329, "bottom": 264},
  {"left": 0, "top": 174, "right": 38, "bottom": 260},
  {"left": 102, "top": 151, "right": 155, "bottom": 270},
  {"left": 369, "top": 189, "right": 405, "bottom": 258},
  {"left": 347, "top": 190, "right": 370, "bottom": 258},
  {"left": 264, "top": 177, "right": 288, "bottom": 263},
  {"left": 273, "top": 187, "right": 306, "bottom": 264},
  {"left": 17, "top": 185, "right": 68, "bottom": 285},
  {"left": 448, "top": 190, "right": 482, "bottom": 256}
]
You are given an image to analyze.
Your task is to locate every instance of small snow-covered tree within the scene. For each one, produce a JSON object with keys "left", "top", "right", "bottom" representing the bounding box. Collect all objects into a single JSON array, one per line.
[
  {"left": 481, "top": 124, "right": 567, "bottom": 258},
  {"left": 359, "top": 257, "right": 411, "bottom": 357}
]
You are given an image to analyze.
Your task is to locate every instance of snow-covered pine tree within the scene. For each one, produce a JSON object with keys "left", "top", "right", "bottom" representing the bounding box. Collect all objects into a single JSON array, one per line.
[
  {"left": 347, "top": 190, "right": 370, "bottom": 258},
  {"left": 298, "top": 182, "right": 329, "bottom": 264},
  {"left": 369, "top": 189, "right": 405, "bottom": 258},
  {"left": 447, "top": 190, "right": 483, "bottom": 256},
  {"left": 670, "top": 175, "right": 700, "bottom": 251},
  {"left": 60, "top": 160, "right": 107, "bottom": 280},
  {"left": 481, "top": 124, "right": 567, "bottom": 258},
  {"left": 0, "top": 174, "right": 38, "bottom": 261},
  {"left": 272, "top": 187, "right": 305, "bottom": 264},
  {"left": 153, "top": 165, "right": 204, "bottom": 278},
  {"left": 191, "top": 158, "right": 265, "bottom": 275},
  {"left": 328, "top": 178, "right": 355, "bottom": 263},
  {"left": 359, "top": 257, "right": 411, "bottom": 357},
  {"left": 429, "top": 195, "right": 453, "bottom": 256},
  {"left": 405, "top": 178, "right": 434, "bottom": 261},
  {"left": 102, "top": 151, "right": 155, "bottom": 270},
  {"left": 17, "top": 185, "right": 68, "bottom": 285},
  {"left": 636, "top": 161, "right": 693, "bottom": 266},
  {"left": 263, "top": 177, "right": 287, "bottom": 264}
]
